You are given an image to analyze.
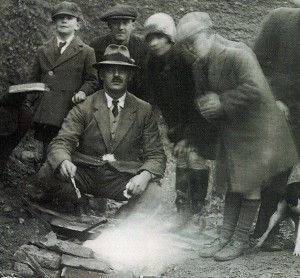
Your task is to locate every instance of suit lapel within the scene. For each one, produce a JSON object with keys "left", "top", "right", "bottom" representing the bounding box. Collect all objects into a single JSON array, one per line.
[
  {"left": 53, "top": 36, "right": 83, "bottom": 68},
  {"left": 93, "top": 91, "right": 111, "bottom": 152},
  {"left": 111, "top": 94, "right": 137, "bottom": 153},
  {"left": 42, "top": 37, "right": 57, "bottom": 67}
]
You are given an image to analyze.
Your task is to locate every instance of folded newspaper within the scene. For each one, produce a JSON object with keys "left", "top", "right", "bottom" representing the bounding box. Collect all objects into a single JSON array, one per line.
[{"left": 9, "top": 83, "right": 49, "bottom": 94}]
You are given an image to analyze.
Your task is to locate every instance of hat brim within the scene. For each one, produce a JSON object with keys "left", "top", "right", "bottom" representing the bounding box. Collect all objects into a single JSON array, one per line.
[
  {"left": 52, "top": 11, "right": 82, "bottom": 20},
  {"left": 93, "top": 61, "right": 140, "bottom": 69},
  {"left": 101, "top": 15, "right": 136, "bottom": 22}
]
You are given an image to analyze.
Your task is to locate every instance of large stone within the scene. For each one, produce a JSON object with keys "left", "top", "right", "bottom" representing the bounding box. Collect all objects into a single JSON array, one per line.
[
  {"left": 36, "top": 232, "right": 94, "bottom": 258},
  {"left": 14, "top": 262, "right": 60, "bottom": 278},
  {"left": 14, "top": 244, "right": 61, "bottom": 270},
  {"left": 14, "top": 262, "right": 34, "bottom": 277},
  {"left": 61, "top": 254, "right": 110, "bottom": 273},
  {"left": 61, "top": 267, "right": 104, "bottom": 278}
]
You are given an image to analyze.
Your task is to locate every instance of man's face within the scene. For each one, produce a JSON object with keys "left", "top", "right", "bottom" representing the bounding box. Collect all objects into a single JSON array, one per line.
[
  {"left": 180, "top": 31, "right": 213, "bottom": 61},
  {"left": 108, "top": 19, "right": 135, "bottom": 44},
  {"left": 146, "top": 33, "right": 172, "bottom": 56},
  {"left": 54, "top": 14, "right": 80, "bottom": 36},
  {"left": 100, "top": 65, "right": 132, "bottom": 94}
]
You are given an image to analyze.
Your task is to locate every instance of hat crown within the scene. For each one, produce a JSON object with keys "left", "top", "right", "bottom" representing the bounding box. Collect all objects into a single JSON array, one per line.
[
  {"left": 51, "top": 1, "right": 83, "bottom": 20},
  {"left": 100, "top": 4, "right": 137, "bottom": 22},
  {"left": 176, "top": 12, "right": 213, "bottom": 42},
  {"left": 93, "top": 44, "right": 139, "bottom": 69},
  {"left": 144, "top": 13, "right": 176, "bottom": 43},
  {"left": 103, "top": 44, "right": 131, "bottom": 60}
]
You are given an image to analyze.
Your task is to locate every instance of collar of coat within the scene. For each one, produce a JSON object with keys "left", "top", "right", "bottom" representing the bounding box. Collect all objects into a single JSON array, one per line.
[{"left": 41, "top": 35, "right": 84, "bottom": 69}]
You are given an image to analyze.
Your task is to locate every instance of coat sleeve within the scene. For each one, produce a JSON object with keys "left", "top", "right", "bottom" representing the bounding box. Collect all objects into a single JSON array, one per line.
[
  {"left": 253, "top": 9, "right": 280, "bottom": 75},
  {"left": 79, "top": 47, "right": 98, "bottom": 96},
  {"left": 219, "top": 49, "right": 267, "bottom": 118},
  {"left": 138, "top": 104, "right": 167, "bottom": 179},
  {"left": 47, "top": 105, "right": 86, "bottom": 172}
]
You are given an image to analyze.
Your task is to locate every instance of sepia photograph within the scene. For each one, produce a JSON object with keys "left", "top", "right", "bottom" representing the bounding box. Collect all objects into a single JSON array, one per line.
[{"left": 1, "top": 0, "right": 300, "bottom": 277}]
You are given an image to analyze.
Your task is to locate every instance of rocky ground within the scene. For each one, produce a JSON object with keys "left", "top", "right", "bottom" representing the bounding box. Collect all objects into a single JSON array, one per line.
[{"left": 1, "top": 0, "right": 300, "bottom": 277}]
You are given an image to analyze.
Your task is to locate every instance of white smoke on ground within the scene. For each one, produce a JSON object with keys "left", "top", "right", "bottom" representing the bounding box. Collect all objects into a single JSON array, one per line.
[{"left": 84, "top": 210, "right": 202, "bottom": 277}]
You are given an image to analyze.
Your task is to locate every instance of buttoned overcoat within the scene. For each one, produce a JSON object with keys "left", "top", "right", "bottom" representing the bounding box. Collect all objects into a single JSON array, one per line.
[
  {"left": 30, "top": 36, "right": 98, "bottom": 128},
  {"left": 45, "top": 90, "right": 166, "bottom": 179},
  {"left": 195, "top": 41, "right": 298, "bottom": 195}
]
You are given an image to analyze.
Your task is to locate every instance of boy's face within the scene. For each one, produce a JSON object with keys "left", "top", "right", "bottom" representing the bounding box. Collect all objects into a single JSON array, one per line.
[
  {"left": 54, "top": 15, "right": 80, "bottom": 36},
  {"left": 107, "top": 19, "right": 135, "bottom": 44},
  {"left": 146, "top": 33, "right": 172, "bottom": 57}
]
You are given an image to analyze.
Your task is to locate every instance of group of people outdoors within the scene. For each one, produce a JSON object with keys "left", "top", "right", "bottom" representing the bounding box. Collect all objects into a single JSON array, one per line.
[{"left": 2, "top": 1, "right": 300, "bottom": 262}]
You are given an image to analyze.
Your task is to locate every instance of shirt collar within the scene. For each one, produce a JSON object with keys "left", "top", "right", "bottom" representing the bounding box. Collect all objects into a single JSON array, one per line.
[
  {"left": 105, "top": 92, "right": 127, "bottom": 109},
  {"left": 57, "top": 35, "right": 74, "bottom": 47}
]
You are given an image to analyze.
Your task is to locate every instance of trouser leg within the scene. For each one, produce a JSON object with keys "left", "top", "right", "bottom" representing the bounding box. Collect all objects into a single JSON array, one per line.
[
  {"left": 189, "top": 168, "right": 209, "bottom": 214},
  {"left": 175, "top": 167, "right": 190, "bottom": 212}
]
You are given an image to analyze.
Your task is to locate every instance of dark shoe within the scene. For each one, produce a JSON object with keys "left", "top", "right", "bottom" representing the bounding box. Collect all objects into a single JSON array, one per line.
[
  {"left": 214, "top": 240, "right": 249, "bottom": 261},
  {"left": 199, "top": 237, "right": 230, "bottom": 258},
  {"left": 261, "top": 237, "right": 283, "bottom": 252}
]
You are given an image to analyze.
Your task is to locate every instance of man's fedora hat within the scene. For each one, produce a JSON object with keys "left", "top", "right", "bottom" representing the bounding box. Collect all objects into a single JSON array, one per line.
[
  {"left": 93, "top": 44, "right": 139, "bottom": 69},
  {"left": 100, "top": 4, "right": 137, "bottom": 22},
  {"left": 51, "top": 1, "right": 83, "bottom": 21}
]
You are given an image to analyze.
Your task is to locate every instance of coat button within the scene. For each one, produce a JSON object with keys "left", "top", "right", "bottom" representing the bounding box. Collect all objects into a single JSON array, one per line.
[{"left": 48, "top": 71, "right": 54, "bottom": 76}]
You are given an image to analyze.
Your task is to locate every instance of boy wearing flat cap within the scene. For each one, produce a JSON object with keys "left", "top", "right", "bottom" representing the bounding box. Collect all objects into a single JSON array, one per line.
[
  {"left": 90, "top": 4, "right": 147, "bottom": 99},
  {"left": 35, "top": 44, "right": 166, "bottom": 214},
  {"left": 27, "top": 1, "right": 98, "bottom": 160}
]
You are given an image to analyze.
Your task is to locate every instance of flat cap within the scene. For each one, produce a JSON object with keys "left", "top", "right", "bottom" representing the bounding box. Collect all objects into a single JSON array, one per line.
[
  {"left": 176, "top": 12, "right": 213, "bottom": 42},
  {"left": 100, "top": 4, "right": 137, "bottom": 22},
  {"left": 51, "top": 1, "right": 83, "bottom": 21}
]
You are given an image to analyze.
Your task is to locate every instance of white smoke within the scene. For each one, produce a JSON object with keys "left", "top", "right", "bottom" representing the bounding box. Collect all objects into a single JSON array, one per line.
[{"left": 84, "top": 211, "right": 201, "bottom": 277}]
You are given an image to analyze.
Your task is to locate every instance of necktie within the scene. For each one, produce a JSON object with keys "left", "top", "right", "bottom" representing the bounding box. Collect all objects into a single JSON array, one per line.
[
  {"left": 58, "top": 41, "right": 67, "bottom": 55},
  {"left": 112, "top": 100, "right": 119, "bottom": 117}
]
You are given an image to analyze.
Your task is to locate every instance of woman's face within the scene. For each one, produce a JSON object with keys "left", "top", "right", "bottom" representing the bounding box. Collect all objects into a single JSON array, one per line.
[{"left": 146, "top": 33, "right": 172, "bottom": 56}]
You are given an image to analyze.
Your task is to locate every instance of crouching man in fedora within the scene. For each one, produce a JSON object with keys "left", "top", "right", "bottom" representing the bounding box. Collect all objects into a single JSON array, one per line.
[{"left": 36, "top": 44, "right": 166, "bottom": 214}]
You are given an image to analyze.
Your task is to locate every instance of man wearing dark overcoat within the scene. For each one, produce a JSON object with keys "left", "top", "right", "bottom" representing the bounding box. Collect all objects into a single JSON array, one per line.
[
  {"left": 253, "top": 7, "right": 300, "bottom": 250},
  {"left": 176, "top": 12, "right": 298, "bottom": 261},
  {"left": 89, "top": 4, "right": 147, "bottom": 98},
  {"left": 37, "top": 44, "right": 166, "bottom": 212}
]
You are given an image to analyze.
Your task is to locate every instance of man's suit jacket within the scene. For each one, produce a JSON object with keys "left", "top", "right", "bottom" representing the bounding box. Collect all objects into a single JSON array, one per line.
[
  {"left": 30, "top": 36, "right": 98, "bottom": 128},
  {"left": 193, "top": 41, "right": 298, "bottom": 195},
  {"left": 46, "top": 90, "right": 166, "bottom": 178}
]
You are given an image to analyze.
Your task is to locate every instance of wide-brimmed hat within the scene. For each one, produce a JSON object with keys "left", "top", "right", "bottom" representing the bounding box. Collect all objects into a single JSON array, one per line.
[
  {"left": 100, "top": 4, "right": 137, "bottom": 22},
  {"left": 51, "top": 1, "right": 83, "bottom": 21},
  {"left": 93, "top": 44, "right": 139, "bottom": 69}
]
